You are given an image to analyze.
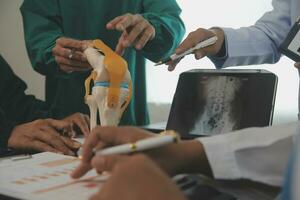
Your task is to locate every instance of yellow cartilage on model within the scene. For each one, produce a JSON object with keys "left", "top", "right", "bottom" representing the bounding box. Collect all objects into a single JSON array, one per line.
[{"left": 93, "top": 40, "right": 128, "bottom": 108}]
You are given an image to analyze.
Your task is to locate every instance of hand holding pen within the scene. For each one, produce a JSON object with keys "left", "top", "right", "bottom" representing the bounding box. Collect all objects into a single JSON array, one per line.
[
  {"left": 94, "top": 131, "right": 179, "bottom": 156},
  {"left": 71, "top": 127, "right": 181, "bottom": 179},
  {"left": 164, "top": 28, "right": 225, "bottom": 71}
]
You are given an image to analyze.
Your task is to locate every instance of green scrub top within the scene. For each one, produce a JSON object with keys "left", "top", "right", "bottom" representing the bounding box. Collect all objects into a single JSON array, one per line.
[{"left": 20, "top": 0, "right": 185, "bottom": 125}]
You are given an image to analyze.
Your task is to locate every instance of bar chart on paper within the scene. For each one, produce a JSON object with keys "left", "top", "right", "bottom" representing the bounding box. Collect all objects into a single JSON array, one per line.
[{"left": 0, "top": 152, "right": 107, "bottom": 200}]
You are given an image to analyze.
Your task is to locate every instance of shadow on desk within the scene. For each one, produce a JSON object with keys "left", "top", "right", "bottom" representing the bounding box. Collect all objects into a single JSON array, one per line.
[
  {"left": 0, "top": 194, "right": 19, "bottom": 200},
  {"left": 176, "top": 174, "right": 280, "bottom": 200}
]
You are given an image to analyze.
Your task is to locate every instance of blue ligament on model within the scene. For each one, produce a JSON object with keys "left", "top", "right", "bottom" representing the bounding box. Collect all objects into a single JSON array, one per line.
[{"left": 95, "top": 81, "right": 129, "bottom": 89}]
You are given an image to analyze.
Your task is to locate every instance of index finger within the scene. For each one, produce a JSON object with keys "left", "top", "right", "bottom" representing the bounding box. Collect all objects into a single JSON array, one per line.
[
  {"left": 40, "top": 126, "right": 75, "bottom": 155},
  {"left": 46, "top": 119, "right": 72, "bottom": 132},
  {"left": 71, "top": 128, "right": 107, "bottom": 178},
  {"left": 72, "top": 126, "right": 127, "bottom": 178},
  {"left": 167, "top": 57, "right": 182, "bottom": 71},
  {"left": 175, "top": 37, "right": 199, "bottom": 55},
  {"left": 80, "top": 127, "right": 108, "bottom": 163},
  {"left": 106, "top": 16, "right": 124, "bottom": 30},
  {"left": 71, "top": 126, "right": 152, "bottom": 178},
  {"left": 73, "top": 114, "right": 90, "bottom": 136},
  {"left": 109, "top": 14, "right": 136, "bottom": 31},
  {"left": 56, "top": 37, "right": 86, "bottom": 51}
]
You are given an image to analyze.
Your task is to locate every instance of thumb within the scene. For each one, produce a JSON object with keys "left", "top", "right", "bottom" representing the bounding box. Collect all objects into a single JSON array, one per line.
[
  {"left": 294, "top": 62, "right": 300, "bottom": 69},
  {"left": 91, "top": 154, "right": 128, "bottom": 173},
  {"left": 194, "top": 49, "right": 205, "bottom": 60}
]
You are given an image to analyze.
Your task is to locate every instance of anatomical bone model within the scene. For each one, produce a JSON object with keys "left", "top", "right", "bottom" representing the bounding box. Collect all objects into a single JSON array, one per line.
[{"left": 84, "top": 40, "right": 132, "bottom": 130}]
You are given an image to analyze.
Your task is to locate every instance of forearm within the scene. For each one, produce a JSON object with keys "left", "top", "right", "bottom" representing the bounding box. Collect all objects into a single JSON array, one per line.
[
  {"left": 24, "top": 36, "right": 60, "bottom": 76},
  {"left": 142, "top": 13, "right": 185, "bottom": 62},
  {"left": 0, "top": 76, "right": 49, "bottom": 123},
  {"left": 140, "top": 0, "right": 185, "bottom": 62},
  {"left": 155, "top": 140, "right": 212, "bottom": 177},
  {"left": 2, "top": 81, "right": 59, "bottom": 122},
  {"left": 198, "top": 122, "right": 298, "bottom": 186},
  {"left": 174, "top": 140, "right": 212, "bottom": 176},
  {"left": 21, "top": 0, "right": 62, "bottom": 76},
  {"left": 0, "top": 55, "right": 51, "bottom": 122},
  {"left": 210, "top": 0, "right": 291, "bottom": 68}
]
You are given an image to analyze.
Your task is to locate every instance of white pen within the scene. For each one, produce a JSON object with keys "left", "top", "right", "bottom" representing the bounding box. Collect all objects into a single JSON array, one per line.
[
  {"left": 155, "top": 36, "right": 218, "bottom": 66},
  {"left": 94, "top": 130, "right": 180, "bottom": 156}
]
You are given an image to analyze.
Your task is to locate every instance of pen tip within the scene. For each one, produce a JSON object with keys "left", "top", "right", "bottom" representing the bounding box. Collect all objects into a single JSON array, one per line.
[{"left": 155, "top": 61, "right": 163, "bottom": 66}]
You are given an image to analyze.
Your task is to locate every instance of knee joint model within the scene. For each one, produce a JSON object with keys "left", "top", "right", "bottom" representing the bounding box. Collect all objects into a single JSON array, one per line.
[{"left": 84, "top": 40, "right": 132, "bottom": 129}]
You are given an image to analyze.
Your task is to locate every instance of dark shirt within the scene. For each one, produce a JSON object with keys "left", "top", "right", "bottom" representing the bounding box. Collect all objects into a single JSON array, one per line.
[{"left": 0, "top": 55, "right": 52, "bottom": 148}]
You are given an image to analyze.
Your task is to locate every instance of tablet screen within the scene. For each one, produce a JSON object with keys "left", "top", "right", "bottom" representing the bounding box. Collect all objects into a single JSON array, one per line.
[{"left": 166, "top": 69, "right": 277, "bottom": 138}]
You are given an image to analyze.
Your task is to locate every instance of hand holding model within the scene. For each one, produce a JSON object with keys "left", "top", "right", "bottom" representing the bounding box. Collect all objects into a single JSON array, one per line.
[{"left": 52, "top": 37, "right": 91, "bottom": 73}]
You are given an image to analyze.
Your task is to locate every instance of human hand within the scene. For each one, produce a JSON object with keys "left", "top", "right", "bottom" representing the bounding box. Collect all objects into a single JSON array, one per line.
[
  {"left": 52, "top": 37, "right": 91, "bottom": 73},
  {"left": 168, "top": 28, "right": 225, "bottom": 71},
  {"left": 71, "top": 126, "right": 210, "bottom": 179},
  {"left": 62, "top": 113, "right": 90, "bottom": 137},
  {"left": 71, "top": 126, "right": 153, "bottom": 178},
  {"left": 107, "top": 13, "right": 155, "bottom": 55},
  {"left": 294, "top": 62, "right": 300, "bottom": 69},
  {"left": 8, "top": 119, "right": 81, "bottom": 156},
  {"left": 89, "top": 154, "right": 187, "bottom": 200}
]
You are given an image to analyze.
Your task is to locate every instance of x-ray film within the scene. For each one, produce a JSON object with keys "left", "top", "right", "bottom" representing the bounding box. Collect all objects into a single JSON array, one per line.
[{"left": 167, "top": 69, "right": 277, "bottom": 138}]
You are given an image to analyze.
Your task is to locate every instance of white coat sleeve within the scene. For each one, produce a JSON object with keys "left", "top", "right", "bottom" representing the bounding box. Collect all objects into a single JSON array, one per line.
[
  {"left": 197, "top": 122, "right": 299, "bottom": 186},
  {"left": 210, "top": 0, "right": 292, "bottom": 68}
]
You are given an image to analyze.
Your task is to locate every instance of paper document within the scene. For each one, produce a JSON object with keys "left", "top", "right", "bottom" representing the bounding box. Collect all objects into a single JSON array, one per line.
[{"left": 0, "top": 152, "right": 107, "bottom": 200}]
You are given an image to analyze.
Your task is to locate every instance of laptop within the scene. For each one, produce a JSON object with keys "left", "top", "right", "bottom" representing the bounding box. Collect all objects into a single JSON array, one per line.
[{"left": 144, "top": 69, "right": 278, "bottom": 139}]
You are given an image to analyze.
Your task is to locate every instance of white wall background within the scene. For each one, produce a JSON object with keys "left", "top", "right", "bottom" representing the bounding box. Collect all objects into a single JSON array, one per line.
[
  {"left": 0, "top": 0, "right": 45, "bottom": 100},
  {"left": 147, "top": 0, "right": 299, "bottom": 124},
  {"left": 0, "top": 0, "right": 298, "bottom": 124}
]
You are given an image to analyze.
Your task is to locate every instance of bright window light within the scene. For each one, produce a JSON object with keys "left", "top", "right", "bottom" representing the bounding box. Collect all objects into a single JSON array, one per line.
[{"left": 146, "top": 0, "right": 299, "bottom": 124}]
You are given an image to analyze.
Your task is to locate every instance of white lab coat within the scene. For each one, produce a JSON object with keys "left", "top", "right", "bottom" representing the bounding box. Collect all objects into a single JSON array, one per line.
[
  {"left": 198, "top": 122, "right": 298, "bottom": 186},
  {"left": 199, "top": 0, "right": 300, "bottom": 187},
  {"left": 210, "top": 0, "right": 300, "bottom": 117}
]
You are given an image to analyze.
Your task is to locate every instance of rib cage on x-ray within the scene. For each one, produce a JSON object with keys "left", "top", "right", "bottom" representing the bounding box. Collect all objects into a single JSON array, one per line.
[{"left": 190, "top": 76, "right": 242, "bottom": 135}]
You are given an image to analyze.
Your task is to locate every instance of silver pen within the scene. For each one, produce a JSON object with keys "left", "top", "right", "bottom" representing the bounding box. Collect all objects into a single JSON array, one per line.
[{"left": 155, "top": 36, "right": 218, "bottom": 66}]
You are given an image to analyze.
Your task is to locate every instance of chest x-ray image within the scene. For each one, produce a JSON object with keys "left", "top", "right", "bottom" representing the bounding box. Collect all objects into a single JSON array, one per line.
[{"left": 167, "top": 69, "right": 277, "bottom": 138}]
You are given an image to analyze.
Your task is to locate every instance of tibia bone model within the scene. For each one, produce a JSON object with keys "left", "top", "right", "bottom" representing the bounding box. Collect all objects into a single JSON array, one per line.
[{"left": 84, "top": 40, "right": 132, "bottom": 130}]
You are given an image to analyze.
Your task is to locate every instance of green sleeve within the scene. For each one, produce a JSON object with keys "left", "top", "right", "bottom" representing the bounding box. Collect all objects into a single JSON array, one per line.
[
  {"left": 20, "top": 0, "right": 62, "bottom": 76},
  {"left": 141, "top": 0, "right": 185, "bottom": 62}
]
